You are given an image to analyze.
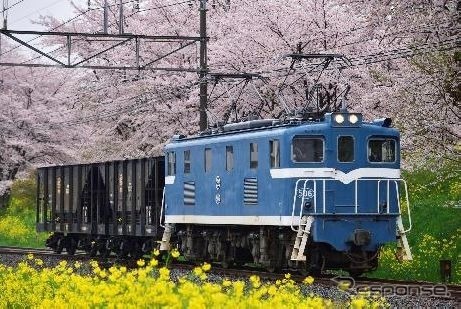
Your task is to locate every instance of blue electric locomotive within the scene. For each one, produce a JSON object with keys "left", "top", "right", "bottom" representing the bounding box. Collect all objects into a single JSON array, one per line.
[{"left": 161, "top": 111, "right": 413, "bottom": 275}]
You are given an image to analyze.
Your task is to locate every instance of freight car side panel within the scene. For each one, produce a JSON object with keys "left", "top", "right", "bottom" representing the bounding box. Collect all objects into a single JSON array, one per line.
[{"left": 36, "top": 157, "right": 165, "bottom": 237}]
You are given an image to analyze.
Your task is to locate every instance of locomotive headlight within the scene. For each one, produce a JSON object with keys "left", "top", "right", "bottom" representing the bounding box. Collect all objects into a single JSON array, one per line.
[
  {"left": 335, "top": 114, "right": 345, "bottom": 124},
  {"left": 349, "top": 114, "right": 359, "bottom": 124}
]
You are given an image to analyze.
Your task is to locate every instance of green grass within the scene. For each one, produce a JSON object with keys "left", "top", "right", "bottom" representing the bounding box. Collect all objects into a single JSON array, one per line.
[{"left": 0, "top": 175, "right": 48, "bottom": 248}]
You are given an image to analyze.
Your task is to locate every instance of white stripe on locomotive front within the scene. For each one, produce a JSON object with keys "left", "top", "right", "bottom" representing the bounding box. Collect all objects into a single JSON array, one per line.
[
  {"left": 269, "top": 168, "right": 400, "bottom": 184},
  {"left": 165, "top": 215, "right": 301, "bottom": 226}
]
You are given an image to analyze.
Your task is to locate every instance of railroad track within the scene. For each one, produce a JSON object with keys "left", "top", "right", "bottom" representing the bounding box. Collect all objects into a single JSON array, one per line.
[
  {"left": 0, "top": 245, "right": 96, "bottom": 262},
  {"left": 0, "top": 245, "right": 59, "bottom": 256},
  {"left": 0, "top": 245, "right": 138, "bottom": 267}
]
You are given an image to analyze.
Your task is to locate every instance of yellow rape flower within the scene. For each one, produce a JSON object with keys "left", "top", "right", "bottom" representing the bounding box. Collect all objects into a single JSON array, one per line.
[
  {"left": 268, "top": 285, "right": 277, "bottom": 296},
  {"left": 149, "top": 258, "right": 159, "bottom": 267},
  {"left": 351, "top": 297, "right": 368, "bottom": 309},
  {"left": 99, "top": 270, "right": 107, "bottom": 279},
  {"left": 153, "top": 249, "right": 160, "bottom": 256},
  {"left": 27, "top": 253, "right": 34, "bottom": 260},
  {"left": 338, "top": 280, "right": 351, "bottom": 291},
  {"left": 201, "top": 262, "right": 211, "bottom": 272},
  {"left": 303, "top": 276, "right": 314, "bottom": 285},
  {"left": 250, "top": 275, "right": 261, "bottom": 288},
  {"left": 137, "top": 259, "right": 146, "bottom": 267},
  {"left": 193, "top": 267, "right": 203, "bottom": 276},
  {"left": 59, "top": 260, "right": 67, "bottom": 268},
  {"left": 89, "top": 260, "right": 99, "bottom": 268},
  {"left": 159, "top": 267, "right": 170, "bottom": 280},
  {"left": 171, "top": 249, "right": 180, "bottom": 258}
]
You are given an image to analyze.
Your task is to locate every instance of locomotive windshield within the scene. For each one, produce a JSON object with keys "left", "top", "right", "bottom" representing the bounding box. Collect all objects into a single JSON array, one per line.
[
  {"left": 368, "top": 138, "right": 396, "bottom": 162},
  {"left": 338, "top": 136, "right": 354, "bottom": 162},
  {"left": 292, "top": 137, "right": 324, "bottom": 162}
]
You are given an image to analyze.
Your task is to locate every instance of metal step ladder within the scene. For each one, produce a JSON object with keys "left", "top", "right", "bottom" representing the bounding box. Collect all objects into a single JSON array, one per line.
[
  {"left": 396, "top": 216, "right": 413, "bottom": 261},
  {"left": 159, "top": 223, "right": 173, "bottom": 251},
  {"left": 290, "top": 215, "right": 314, "bottom": 261}
]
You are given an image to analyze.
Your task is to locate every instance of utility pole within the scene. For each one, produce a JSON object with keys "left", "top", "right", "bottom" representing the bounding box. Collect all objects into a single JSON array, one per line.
[
  {"left": 199, "top": 0, "right": 208, "bottom": 131},
  {"left": 119, "top": 0, "right": 124, "bottom": 34}
]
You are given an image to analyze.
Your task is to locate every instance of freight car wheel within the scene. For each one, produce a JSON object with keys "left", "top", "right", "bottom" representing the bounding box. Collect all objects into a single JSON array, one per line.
[
  {"left": 118, "top": 240, "right": 130, "bottom": 259},
  {"left": 89, "top": 243, "right": 98, "bottom": 257},
  {"left": 130, "top": 242, "right": 143, "bottom": 260},
  {"left": 55, "top": 238, "right": 64, "bottom": 254},
  {"left": 101, "top": 240, "right": 111, "bottom": 258},
  {"left": 66, "top": 238, "right": 77, "bottom": 255}
]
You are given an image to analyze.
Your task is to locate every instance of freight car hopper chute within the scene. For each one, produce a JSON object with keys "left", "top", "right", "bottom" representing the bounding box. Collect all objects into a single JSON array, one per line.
[{"left": 36, "top": 157, "right": 165, "bottom": 257}]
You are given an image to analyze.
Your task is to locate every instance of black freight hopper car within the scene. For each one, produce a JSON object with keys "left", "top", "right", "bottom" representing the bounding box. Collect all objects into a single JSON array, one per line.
[{"left": 36, "top": 157, "right": 165, "bottom": 258}]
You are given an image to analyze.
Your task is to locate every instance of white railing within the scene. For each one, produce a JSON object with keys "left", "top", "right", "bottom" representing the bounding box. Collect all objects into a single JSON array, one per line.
[
  {"left": 159, "top": 187, "right": 166, "bottom": 228},
  {"left": 291, "top": 178, "right": 412, "bottom": 233}
]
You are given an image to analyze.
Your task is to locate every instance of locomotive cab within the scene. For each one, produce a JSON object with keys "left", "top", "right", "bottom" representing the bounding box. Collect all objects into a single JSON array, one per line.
[{"left": 280, "top": 112, "right": 411, "bottom": 275}]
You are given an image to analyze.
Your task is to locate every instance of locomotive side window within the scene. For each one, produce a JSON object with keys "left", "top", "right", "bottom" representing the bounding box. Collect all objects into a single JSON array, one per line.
[
  {"left": 167, "top": 152, "right": 176, "bottom": 176},
  {"left": 204, "top": 148, "right": 212, "bottom": 172},
  {"left": 270, "top": 140, "right": 280, "bottom": 168},
  {"left": 338, "top": 136, "right": 354, "bottom": 162},
  {"left": 250, "top": 143, "right": 258, "bottom": 169},
  {"left": 184, "top": 150, "right": 191, "bottom": 174},
  {"left": 292, "top": 137, "right": 324, "bottom": 162},
  {"left": 368, "top": 138, "right": 396, "bottom": 162},
  {"left": 226, "top": 146, "right": 234, "bottom": 171}
]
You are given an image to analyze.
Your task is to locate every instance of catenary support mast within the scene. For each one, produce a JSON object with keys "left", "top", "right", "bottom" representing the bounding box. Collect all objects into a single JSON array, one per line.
[{"left": 199, "top": 0, "right": 209, "bottom": 131}]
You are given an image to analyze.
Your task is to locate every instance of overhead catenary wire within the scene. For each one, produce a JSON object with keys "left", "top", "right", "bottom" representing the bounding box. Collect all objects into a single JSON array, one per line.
[
  {"left": 0, "top": 0, "right": 195, "bottom": 62},
  {"left": 3, "top": 0, "right": 24, "bottom": 12}
]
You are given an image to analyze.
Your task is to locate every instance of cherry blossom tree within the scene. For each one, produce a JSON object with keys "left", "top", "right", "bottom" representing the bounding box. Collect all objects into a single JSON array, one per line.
[{"left": 0, "top": 0, "right": 458, "bottom": 191}]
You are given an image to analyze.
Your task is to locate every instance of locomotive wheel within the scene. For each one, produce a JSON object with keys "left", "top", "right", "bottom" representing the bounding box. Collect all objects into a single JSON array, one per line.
[
  {"left": 220, "top": 242, "right": 231, "bottom": 269},
  {"left": 266, "top": 266, "right": 277, "bottom": 273},
  {"left": 66, "top": 238, "right": 77, "bottom": 255},
  {"left": 298, "top": 262, "right": 312, "bottom": 276}
]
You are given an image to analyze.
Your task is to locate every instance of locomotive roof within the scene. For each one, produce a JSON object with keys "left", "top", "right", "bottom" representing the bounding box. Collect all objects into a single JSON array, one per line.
[{"left": 166, "top": 113, "right": 399, "bottom": 149}]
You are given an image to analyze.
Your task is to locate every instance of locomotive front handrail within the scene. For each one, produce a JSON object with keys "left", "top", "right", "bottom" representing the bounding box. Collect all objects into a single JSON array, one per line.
[
  {"left": 292, "top": 178, "right": 412, "bottom": 233},
  {"left": 291, "top": 179, "right": 317, "bottom": 232},
  {"left": 377, "top": 179, "right": 412, "bottom": 233}
]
